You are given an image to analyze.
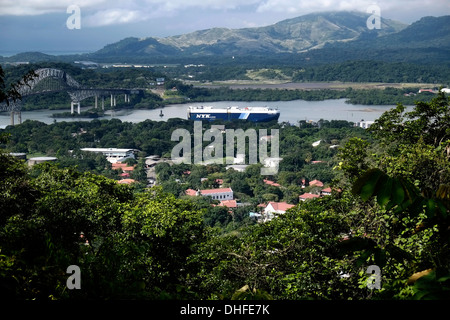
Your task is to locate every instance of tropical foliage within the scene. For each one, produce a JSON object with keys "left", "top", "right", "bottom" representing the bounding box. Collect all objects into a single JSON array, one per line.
[{"left": 1, "top": 67, "right": 449, "bottom": 300}]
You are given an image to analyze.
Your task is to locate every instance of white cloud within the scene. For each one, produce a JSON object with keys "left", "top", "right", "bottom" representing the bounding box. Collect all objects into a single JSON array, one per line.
[
  {"left": 255, "top": 0, "right": 450, "bottom": 16},
  {"left": 0, "top": 0, "right": 106, "bottom": 16},
  {"left": 0, "top": 0, "right": 263, "bottom": 28},
  {"left": 84, "top": 9, "right": 148, "bottom": 27},
  {"left": 255, "top": 0, "right": 450, "bottom": 23},
  {"left": 0, "top": 0, "right": 257, "bottom": 16},
  {"left": 256, "top": 0, "right": 381, "bottom": 14}
]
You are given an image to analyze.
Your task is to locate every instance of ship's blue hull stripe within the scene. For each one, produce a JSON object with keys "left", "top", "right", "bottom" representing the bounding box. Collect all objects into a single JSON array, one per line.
[{"left": 189, "top": 112, "right": 279, "bottom": 122}]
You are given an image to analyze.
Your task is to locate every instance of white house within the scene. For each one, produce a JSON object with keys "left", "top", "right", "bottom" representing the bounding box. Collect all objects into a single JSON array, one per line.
[
  {"left": 356, "top": 120, "right": 375, "bottom": 129},
  {"left": 186, "top": 187, "right": 233, "bottom": 201},
  {"left": 262, "top": 201, "right": 295, "bottom": 221},
  {"left": 80, "top": 148, "right": 136, "bottom": 163}
]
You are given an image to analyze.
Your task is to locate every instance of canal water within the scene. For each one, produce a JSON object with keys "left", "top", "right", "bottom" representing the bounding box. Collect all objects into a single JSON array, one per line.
[{"left": 0, "top": 99, "right": 401, "bottom": 129}]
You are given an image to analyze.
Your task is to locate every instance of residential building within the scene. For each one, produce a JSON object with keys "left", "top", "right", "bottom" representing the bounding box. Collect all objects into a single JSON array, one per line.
[
  {"left": 263, "top": 179, "right": 281, "bottom": 187},
  {"left": 80, "top": 148, "right": 136, "bottom": 163},
  {"left": 321, "top": 187, "right": 333, "bottom": 196},
  {"left": 355, "top": 120, "right": 375, "bottom": 129},
  {"left": 321, "top": 187, "right": 342, "bottom": 196},
  {"left": 28, "top": 156, "right": 57, "bottom": 167},
  {"left": 217, "top": 200, "right": 238, "bottom": 208},
  {"left": 112, "top": 162, "right": 135, "bottom": 173},
  {"left": 185, "top": 187, "right": 233, "bottom": 201},
  {"left": 299, "top": 193, "right": 320, "bottom": 201},
  {"left": 262, "top": 201, "right": 295, "bottom": 221},
  {"left": 117, "top": 179, "right": 136, "bottom": 184},
  {"left": 418, "top": 89, "right": 435, "bottom": 94},
  {"left": 309, "top": 179, "right": 324, "bottom": 187}
]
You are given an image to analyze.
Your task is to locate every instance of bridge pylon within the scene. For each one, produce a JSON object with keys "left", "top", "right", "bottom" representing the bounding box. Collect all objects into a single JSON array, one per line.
[
  {"left": 10, "top": 111, "right": 22, "bottom": 126},
  {"left": 71, "top": 101, "right": 81, "bottom": 114}
]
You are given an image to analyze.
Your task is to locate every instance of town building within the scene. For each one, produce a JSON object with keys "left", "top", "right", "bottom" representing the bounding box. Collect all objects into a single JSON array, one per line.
[
  {"left": 217, "top": 200, "right": 238, "bottom": 208},
  {"left": 28, "top": 156, "right": 57, "bottom": 167},
  {"left": 260, "top": 201, "right": 295, "bottom": 222},
  {"left": 185, "top": 187, "right": 233, "bottom": 201},
  {"left": 309, "top": 179, "right": 324, "bottom": 187},
  {"left": 117, "top": 179, "right": 136, "bottom": 185},
  {"left": 263, "top": 179, "right": 281, "bottom": 187},
  {"left": 355, "top": 120, "right": 375, "bottom": 129},
  {"left": 320, "top": 187, "right": 342, "bottom": 196},
  {"left": 299, "top": 193, "right": 321, "bottom": 201},
  {"left": 80, "top": 148, "right": 136, "bottom": 163}
]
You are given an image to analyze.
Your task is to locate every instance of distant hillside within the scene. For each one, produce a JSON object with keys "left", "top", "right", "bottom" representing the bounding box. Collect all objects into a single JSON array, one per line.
[
  {"left": 308, "top": 15, "right": 450, "bottom": 63},
  {"left": 157, "top": 11, "right": 406, "bottom": 55},
  {"left": 86, "top": 11, "right": 406, "bottom": 58},
  {"left": 83, "top": 11, "right": 450, "bottom": 63},
  {"left": 371, "top": 15, "right": 450, "bottom": 49},
  {"left": 1, "top": 12, "right": 449, "bottom": 65}
]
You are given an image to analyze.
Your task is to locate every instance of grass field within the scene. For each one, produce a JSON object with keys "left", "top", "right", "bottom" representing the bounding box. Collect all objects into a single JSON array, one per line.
[{"left": 195, "top": 80, "right": 438, "bottom": 91}]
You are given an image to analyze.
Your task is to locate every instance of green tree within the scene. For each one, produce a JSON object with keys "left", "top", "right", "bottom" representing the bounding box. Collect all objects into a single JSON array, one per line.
[{"left": 338, "top": 93, "right": 450, "bottom": 299}]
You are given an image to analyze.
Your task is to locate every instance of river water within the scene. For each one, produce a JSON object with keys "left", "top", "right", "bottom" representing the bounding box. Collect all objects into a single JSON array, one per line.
[{"left": 0, "top": 99, "right": 400, "bottom": 129}]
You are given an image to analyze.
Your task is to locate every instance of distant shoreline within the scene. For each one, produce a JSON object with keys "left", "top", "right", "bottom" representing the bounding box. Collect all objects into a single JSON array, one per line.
[{"left": 194, "top": 81, "right": 436, "bottom": 91}]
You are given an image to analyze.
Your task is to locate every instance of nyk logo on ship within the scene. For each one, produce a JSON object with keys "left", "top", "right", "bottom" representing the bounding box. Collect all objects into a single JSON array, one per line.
[{"left": 196, "top": 114, "right": 211, "bottom": 118}]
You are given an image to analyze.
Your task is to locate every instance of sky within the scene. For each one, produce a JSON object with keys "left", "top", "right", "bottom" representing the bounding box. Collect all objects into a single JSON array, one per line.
[{"left": 0, "top": 0, "right": 449, "bottom": 55}]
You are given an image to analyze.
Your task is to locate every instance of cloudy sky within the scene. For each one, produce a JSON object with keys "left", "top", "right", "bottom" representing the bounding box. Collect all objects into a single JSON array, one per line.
[{"left": 1, "top": 0, "right": 449, "bottom": 55}]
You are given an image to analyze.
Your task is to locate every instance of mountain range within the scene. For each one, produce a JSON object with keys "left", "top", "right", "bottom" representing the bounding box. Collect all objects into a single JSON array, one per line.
[
  {"left": 2, "top": 11, "right": 450, "bottom": 64},
  {"left": 92, "top": 11, "right": 409, "bottom": 57}
]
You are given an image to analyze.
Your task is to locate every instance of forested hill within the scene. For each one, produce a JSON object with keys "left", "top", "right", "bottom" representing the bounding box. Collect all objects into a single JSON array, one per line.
[
  {"left": 85, "top": 11, "right": 404, "bottom": 58},
  {"left": 2, "top": 12, "right": 449, "bottom": 65},
  {"left": 309, "top": 15, "right": 450, "bottom": 64},
  {"left": 65, "top": 13, "right": 450, "bottom": 64}
]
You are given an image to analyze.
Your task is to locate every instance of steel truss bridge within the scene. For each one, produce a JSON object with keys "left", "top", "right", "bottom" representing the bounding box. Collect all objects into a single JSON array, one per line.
[{"left": 0, "top": 68, "right": 144, "bottom": 125}]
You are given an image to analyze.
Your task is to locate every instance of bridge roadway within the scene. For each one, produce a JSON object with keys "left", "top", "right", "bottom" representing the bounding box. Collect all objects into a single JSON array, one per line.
[{"left": 0, "top": 68, "right": 145, "bottom": 125}]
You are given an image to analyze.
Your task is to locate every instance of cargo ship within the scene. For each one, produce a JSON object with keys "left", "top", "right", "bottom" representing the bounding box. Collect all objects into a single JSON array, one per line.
[{"left": 187, "top": 106, "right": 280, "bottom": 122}]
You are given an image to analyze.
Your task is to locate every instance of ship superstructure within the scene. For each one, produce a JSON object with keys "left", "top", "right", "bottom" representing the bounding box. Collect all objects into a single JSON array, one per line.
[{"left": 187, "top": 106, "right": 280, "bottom": 122}]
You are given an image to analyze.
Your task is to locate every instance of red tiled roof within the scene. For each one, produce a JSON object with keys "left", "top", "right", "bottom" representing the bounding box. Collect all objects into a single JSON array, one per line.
[
  {"left": 117, "top": 179, "right": 136, "bottom": 184},
  {"left": 200, "top": 188, "right": 232, "bottom": 195},
  {"left": 299, "top": 193, "right": 320, "bottom": 199},
  {"left": 185, "top": 187, "right": 233, "bottom": 196},
  {"left": 185, "top": 188, "right": 198, "bottom": 196},
  {"left": 112, "top": 163, "right": 135, "bottom": 171},
  {"left": 263, "top": 179, "right": 281, "bottom": 187},
  {"left": 218, "top": 200, "right": 237, "bottom": 208},
  {"left": 321, "top": 187, "right": 342, "bottom": 193},
  {"left": 309, "top": 180, "right": 324, "bottom": 187},
  {"left": 267, "top": 201, "right": 295, "bottom": 211}
]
